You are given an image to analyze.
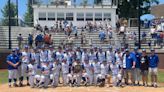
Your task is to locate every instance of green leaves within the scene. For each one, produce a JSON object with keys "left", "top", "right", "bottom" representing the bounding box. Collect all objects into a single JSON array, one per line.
[
  {"left": 117, "top": 0, "right": 159, "bottom": 18},
  {"left": 1, "top": 1, "right": 17, "bottom": 26}
]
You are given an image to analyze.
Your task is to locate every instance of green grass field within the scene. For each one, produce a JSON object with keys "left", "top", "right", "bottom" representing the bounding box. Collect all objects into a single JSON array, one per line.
[{"left": 0, "top": 69, "right": 164, "bottom": 85}]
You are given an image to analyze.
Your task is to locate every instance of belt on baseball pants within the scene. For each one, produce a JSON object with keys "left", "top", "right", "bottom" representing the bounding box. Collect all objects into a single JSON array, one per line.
[{"left": 22, "top": 62, "right": 28, "bottom": 64}]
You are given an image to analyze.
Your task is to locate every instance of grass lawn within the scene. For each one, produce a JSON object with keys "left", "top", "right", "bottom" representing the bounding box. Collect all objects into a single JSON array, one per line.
[
  {"left": 0, "top": 69, "right": 164, "bottom": 85},
  {"left": 0, "top": 70, "right": 8, "bottom": 84}
]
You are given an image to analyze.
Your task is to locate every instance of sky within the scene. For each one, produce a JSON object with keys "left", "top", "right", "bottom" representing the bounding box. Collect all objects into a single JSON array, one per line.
[{"left": 0, "top": 0, "right": 164, "bottom": 20}]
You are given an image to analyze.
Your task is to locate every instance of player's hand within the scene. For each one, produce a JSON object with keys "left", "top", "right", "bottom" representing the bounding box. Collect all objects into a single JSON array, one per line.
[
  {"left": 13, "top": 64, "right": 17, "bottom": 68},
  {"left": 132, "top": 65, "right": 135, "bottom": 69}
]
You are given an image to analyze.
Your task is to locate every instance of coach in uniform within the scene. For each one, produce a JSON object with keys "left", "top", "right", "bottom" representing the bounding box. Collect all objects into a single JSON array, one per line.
[
  {"left": 149, "top": 48, "right": 159, "bottom": 88},
  {"left": 7, "top": 49, "right": 20, "bottom": 87}
]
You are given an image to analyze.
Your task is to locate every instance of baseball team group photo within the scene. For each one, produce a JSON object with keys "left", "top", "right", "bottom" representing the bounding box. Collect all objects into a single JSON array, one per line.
[{"left": 0, "top": 0, "right": 164, "bottom": 92}]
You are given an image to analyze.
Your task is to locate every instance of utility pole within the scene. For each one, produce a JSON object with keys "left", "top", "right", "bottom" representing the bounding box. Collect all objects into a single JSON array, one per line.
[{"left": 8, "top": 0, "right": 11, "bottom": 49}]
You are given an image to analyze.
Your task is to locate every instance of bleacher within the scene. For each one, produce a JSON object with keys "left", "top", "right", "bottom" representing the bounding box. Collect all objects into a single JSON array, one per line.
[
  {"left": 0, "top": 26, "right": 163, "bottom": 50},
  {"left": 0, "top": 26, "right": 34, "bottom": 49}
]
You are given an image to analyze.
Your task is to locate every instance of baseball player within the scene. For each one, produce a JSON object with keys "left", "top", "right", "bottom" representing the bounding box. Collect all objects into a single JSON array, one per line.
[
  {"left": 75, "top": 47, "right": 82, "bottom": 61},
  {"left": 7, "top": 49, "right": 20, "bottom": 87},
  {"left": 81, "top": 69, "right": 89, "bottom": 86},
  {"left": 81, "top": 48, "right": 89, "bottom": 63},
  {"left": 97, "top": 48, "right": 106, "bottom": 63},
  {"left": 106, "top": 46, "right": 115, "bottom": 64},
  {"left": 31, "top": 48, "right": 40, "bottom": 74},
  {"left": 110, "top": 61, "right": 122, "bottom": 87},
  {"left": 20, "top": 46, "right": 31, "bottom": 86},
  {"left": 15, "top": 48, "right": 23, "bottom": 87},
  {"left": 61, "top": 59, "right": 69, "bottom": 86},
  {"left": 100, "top": 61, "right": 110, "bottom": 87},
  {"left": 48, "top": 45, "right": 55, "bottom": 65},
  {"left": 39, "top": 46, "right": 48, "bottom": 65},
  {"left": 39, "top": 62, "right": 50, "bottom": 88},
  {"left": 89, "top": 48, "right": 98, "bottom": 65},
  {"left": 50, "top": 59, "right": 61, "bottom": 87},
  {"left": 55, "top": 46, "right": 64, "bottom": 63},
  {"left": 71, "top": 59, "right": 82, "bottom": 87},
  {"left": 27, "top": 64, "right": 35, "bottom": 88},
  {"left": 92, "top": 58, "right": 101, "bottom": 86},
  {"left": 83, "top": 59, "right": 94, "bottom": 85},
  {"left": 34, "top": 75, "right": 41, "bottom": 87}
]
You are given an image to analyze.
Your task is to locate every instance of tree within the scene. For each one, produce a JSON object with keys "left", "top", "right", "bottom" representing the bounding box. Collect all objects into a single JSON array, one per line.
[
  {"left": 1, "top": 1, "right": 17, "bottom": 26},
  {"left": 94, "top": 0, "right": 102, "bottom": 5},
  {"left": 117, "top": 0, "right": 159, "bottom": 18},
  {"left": 24, "top": 0, "right": 33, "bottom": 26}
]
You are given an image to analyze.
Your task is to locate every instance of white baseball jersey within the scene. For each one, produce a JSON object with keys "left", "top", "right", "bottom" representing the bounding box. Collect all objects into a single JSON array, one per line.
[
  {"left": 100, "top": 64, "right": 109, "bottom": 75},
  {"left": 48, "top": 50, "right": 55, "bottom": 62},
  {"left": 89, "top": 53, "right": 97, "bottom": 62},
  {"left": 106, "top": 51, "right": 115, "bottom": 62},
  {"left": 115, "top": 53, "right": 123, "bottom": 65},
  {"left": 55, "top": 51, "right": 64, "bottom": 62},
  {"left": 92, "top": 62, "right": 101, "bottom": 74},
  {"left": 61, "top": 62, "right": 69, "bottom": 74},
  {"left": 31, "top": 52, "right": 40, "bottom": 64},
  {"left": 40, "top": 50, "right": 48, "bottom": 62},
  {"left": 22, "top": 51, "right": 31, "bottom": 63},
  {"left": 52, "top": 63, "right": 61, "bottom": 76},
  {"left": 76, "top": 51, "right": 82, "bottom": 60},
  {"left": 41, "top": 64, "right": 50, "bottom": 76},
  {"left": 82, "top": 52, "right": 89, "bottom": 63},
  {"left": 98, "top": 52, "right": 106, "bottom": 63},
  {"left": 111, "top": 64, "right": 119, "bottom": 75},
  {"left": 27, "top": 64, "right": 35, "bottom": 76},
  {"left": 83, "top": 63, "right": 93, "bottom": 74}
]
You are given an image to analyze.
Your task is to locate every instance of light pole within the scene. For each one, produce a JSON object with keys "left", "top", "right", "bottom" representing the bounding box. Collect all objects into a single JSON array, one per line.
[
  {"left": 126, "top": 0, "right": 141, "bottom": 49},
  {"left": 138, "top": 0, "right": 141, "bottom": 49},
  {"left": 16, "top": 0, "right": 18, "bottom": 26},
  {"left": 8, "top": 0, "right": 11, "bottom": 49}
]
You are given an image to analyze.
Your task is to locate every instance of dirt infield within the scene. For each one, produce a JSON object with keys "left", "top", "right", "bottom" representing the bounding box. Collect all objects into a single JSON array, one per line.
[{"left": 0, "top": 84, "right": 164, "bottom": 92}]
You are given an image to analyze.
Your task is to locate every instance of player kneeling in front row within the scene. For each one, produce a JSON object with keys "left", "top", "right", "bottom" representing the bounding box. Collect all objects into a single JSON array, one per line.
[
  {"left": 110, "top": 61, "right": 122, "bottom": 87},
  {"left": 70, "top": 59, "right": 82, "bottom": 87},
  {"left": 27, "top": 64, "right": 36, "bottom": 88},
  {"left": 38, "top": 62, "right": 50, "bottom": 88}
]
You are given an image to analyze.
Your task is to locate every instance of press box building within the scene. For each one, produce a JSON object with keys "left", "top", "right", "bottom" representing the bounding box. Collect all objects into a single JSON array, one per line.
[{"left": 32, "top": 0, "right": 118, "bottom": 27}]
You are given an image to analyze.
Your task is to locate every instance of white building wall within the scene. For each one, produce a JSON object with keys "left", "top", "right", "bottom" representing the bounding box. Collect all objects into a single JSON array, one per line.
[{"left": 33, "top": 6, "right": 117, "bottom": 27}]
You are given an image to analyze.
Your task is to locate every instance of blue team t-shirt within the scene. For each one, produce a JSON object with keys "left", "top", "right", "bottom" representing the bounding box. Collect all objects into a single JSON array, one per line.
[
  {"left": 148, "top": 54, "right": 159, "bottom": 68},
  {"left": 6, "top": 54, "right": 19, "bottom": 70},
  {"left": 126, "top": 53, "right": 135, "bottom": 69}
]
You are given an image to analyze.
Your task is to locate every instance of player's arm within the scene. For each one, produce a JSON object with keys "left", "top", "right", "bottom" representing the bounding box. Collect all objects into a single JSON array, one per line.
[
  {"left": 6, "top": 56, "right": 16, "bottom": 67},
  {"left": 7, "top": 60, "right": 16, "bottom": 67},
  {"left": 132, "top": 54, "right": 136, "bottom": 69}
]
